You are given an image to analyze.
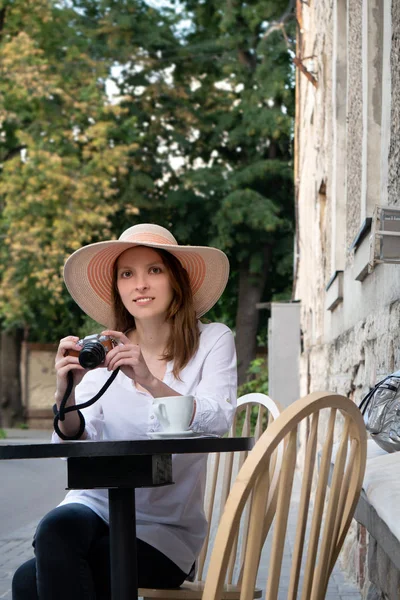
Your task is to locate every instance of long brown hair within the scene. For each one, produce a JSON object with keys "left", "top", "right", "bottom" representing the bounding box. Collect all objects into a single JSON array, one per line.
[{"left": 111, "top": 247, "right": 200, "bottom": 379}]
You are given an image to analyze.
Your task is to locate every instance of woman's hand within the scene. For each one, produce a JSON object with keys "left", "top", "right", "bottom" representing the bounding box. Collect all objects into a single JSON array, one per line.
[
  {"left": 54, "top": 336, "right": 87, "bottom": 406},
  {"left": 102, "top": 330, "right": 156, "bottom": 389}
]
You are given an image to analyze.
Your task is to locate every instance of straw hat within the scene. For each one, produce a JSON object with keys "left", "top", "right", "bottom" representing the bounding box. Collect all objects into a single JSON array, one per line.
[{"left": 63, "top": 223, "right": 230, "bottom": 327}]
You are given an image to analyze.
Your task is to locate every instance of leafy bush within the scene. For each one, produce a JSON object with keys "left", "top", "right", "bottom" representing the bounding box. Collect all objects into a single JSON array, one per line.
[
  {"left": 238, "top": 358, "right": 268, "bottom": 396},
  {"left": 236, "top": 358, "right": 269, "bottom": 436}
]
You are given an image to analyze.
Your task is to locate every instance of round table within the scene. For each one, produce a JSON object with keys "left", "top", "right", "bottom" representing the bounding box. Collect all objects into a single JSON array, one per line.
[{"left": 0, "top": 436, "right": 254, "bottom": 600}]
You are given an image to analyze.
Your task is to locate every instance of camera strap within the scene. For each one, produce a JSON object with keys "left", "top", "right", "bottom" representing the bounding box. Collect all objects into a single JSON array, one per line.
[{"left": 53, "top": 368, "right": 120, "bottom": 440}]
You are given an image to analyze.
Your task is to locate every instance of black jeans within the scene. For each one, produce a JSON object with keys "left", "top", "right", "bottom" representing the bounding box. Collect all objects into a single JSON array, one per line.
[{"left": 12, "top": 503, "right": 188, "bottom": 600}]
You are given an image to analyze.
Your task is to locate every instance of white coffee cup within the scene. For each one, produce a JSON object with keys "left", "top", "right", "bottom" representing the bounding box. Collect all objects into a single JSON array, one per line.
[{"left": 152, "top": 395, "right": 194, "bottom": 433}]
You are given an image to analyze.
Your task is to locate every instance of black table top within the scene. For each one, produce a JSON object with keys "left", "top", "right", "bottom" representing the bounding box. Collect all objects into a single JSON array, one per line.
[{"left": 0, "top": 437, "right": 254, "bottom": 460}]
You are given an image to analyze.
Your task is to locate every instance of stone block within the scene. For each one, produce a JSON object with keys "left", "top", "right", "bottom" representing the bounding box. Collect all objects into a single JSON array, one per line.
[
  {"left": 368, "top": 535, "right": 400, "bottom": 600},
  {"left": 365, "top": 584, "right": 384, "bottom": 600}
]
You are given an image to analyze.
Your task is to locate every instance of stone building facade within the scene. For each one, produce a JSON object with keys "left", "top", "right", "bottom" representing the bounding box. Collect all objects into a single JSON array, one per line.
[{"left": 294, "top": 0, "right": 400, "bottom": 597}]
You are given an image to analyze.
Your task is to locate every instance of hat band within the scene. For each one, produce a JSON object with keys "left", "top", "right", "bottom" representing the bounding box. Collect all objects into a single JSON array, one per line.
[{"left": 121, "top": 232, "right": 175, "bottom": 245}]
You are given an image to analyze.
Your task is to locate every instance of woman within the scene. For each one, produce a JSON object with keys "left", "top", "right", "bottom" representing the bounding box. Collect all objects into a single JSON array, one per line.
[{"left": 12, "top": 223, "right": 237, "bottom": 600}]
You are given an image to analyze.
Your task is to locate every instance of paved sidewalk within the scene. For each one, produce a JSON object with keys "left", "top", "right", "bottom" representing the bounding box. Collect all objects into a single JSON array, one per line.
[
  {"left": 0, "top": 429, "right": 55, "bottom": 598},
  {"left": 0, "top": 521, "right": 37, "bottom": 599},
  {"left": 0, "top": 430, "right": 363, "bottom": 599},
  {"left": 0, "top": 428, "right": 51, "bottom": 444}
]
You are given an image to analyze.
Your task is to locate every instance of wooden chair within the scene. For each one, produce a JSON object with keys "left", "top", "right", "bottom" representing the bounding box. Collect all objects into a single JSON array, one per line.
[
  {"left": 139, "top": 393, "right": 283, "bottom": 600},
  {"left": 203, "top": 391, "right": 367, "bottom": 600}
]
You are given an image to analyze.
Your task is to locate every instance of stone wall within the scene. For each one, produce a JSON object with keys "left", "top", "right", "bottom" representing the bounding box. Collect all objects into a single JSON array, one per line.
[
  {"left": 295, "top": 0, "right": 400, "bottom": 597},
  {"left": 346, "top": 1, "right": 363, "bottom": 250},
  {"left": 301, "top": 300, "right": 400, "bottom": 405},
  {"left": 296, "top": 0, "right": 333, "bottom": 357},
  {"left": 388, "top": 1, "right": 400, "bottom": 205},
  {"left": 366, "top": 535, "right": 400, "bottom": 599}
]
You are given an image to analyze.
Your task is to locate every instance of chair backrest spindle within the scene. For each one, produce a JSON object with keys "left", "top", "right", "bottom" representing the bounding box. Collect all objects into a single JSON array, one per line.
[
  {"left": 288, "top": 410, "right": 319, "bottom": 600},
  {"left": 265, "top": 428, "right": 297, "bottom": 600},
  {"left": 195, "top": 393, "right": 282, "bottom": 588},
  {"left": 202, "top": 392, "right": 367, "bottom": 600}
]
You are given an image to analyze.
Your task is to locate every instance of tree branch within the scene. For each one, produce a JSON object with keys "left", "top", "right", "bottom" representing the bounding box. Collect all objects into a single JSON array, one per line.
[
  {"left": 0, "top": 7, "right": 7, "bottom": 42},
  {"left": 238, "top": 47, "right": 257, "bottom": 71},
  {"left": 262, "top": 0, "right": 295, "bottom": 43},
  {"left": 2, "top": 146, "right": 26, "bottom": 163},
  {"left": 293, "top": 56, "right": 318, "bottom": 87},
  {"left": 0, "top": 7, "right": 6, "bottom": 31}
]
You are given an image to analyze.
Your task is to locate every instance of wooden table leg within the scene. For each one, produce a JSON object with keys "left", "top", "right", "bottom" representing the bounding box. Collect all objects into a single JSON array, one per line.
[{"left": 109, "top": 488, "right": 137, "bottom": 600}]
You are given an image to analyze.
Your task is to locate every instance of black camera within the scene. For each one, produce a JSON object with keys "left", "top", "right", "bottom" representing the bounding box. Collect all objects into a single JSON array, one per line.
[{"left": 69, "top": 334, "right": 117, "bottom": 370}]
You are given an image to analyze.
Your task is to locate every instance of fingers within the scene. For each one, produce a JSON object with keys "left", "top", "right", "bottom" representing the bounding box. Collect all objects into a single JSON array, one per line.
[
  {"left": 105, "top": 345, "right": 140, "bottom": 371},
  {"left": 108, "top": 357, "right": 141, "bottom": 372},
  {"left": 56, "top": 355, "right": 86, "bottom": 375},
  {"left": 55, "top": 355, "right": 86, "bottom": 404},
  {"left": 55, "top": 338, "right": 85, "bottom": 377},
  {"left": 56, "top": 336, "right": 82, "bottom": 361},
  {"left": 101, "top": 330, "right": 131, "bottom": 345},
  {"left": 55, "top": 336, "right": 88, "bottom": 405}
]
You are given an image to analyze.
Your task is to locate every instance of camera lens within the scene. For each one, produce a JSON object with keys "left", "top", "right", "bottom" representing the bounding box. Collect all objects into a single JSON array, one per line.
[{"left": 79, "top": 341, "right": 107, "bottom": 369}]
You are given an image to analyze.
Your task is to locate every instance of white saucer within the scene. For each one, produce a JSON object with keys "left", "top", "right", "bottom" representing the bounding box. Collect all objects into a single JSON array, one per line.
[{"left": 148, "top": 430, "right": 198, "bottom": 439}]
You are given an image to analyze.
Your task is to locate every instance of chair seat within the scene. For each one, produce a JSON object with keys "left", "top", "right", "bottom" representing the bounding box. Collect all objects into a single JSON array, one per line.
[{"left": 139, "top": 581, "right": 263, "bottom": 599}]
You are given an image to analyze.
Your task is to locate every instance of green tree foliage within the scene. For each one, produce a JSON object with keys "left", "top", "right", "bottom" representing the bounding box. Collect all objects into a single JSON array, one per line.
[
  {"left": 0, "top": 0, "right": 295, "bottom": 386},
  {"left": 0, "top": 0, "right": 135, "bottom": 338},
  {"left": 177, "top": 0, "right": 295, "bottom": 383}
]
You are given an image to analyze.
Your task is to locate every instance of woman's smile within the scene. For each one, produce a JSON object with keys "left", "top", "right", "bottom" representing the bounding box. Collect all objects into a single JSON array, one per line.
[{"left": 134, "top": 296, "right": 155, "bottom": 305}]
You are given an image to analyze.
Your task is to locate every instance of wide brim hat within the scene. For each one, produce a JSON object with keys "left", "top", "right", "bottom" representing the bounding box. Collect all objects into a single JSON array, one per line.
[{"left": 63, "top": 223, "right": 230, "bottom": 328}]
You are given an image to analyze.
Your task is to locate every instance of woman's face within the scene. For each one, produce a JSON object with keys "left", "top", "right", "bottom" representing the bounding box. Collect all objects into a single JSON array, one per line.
[{"left": 116, "top": 246, "right": 174, "bottom": 322}]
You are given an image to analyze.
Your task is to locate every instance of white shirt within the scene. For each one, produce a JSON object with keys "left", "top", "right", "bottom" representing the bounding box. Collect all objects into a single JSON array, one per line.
[{"left": 52, "top": 321, "right": 237, "bottom": 573}]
